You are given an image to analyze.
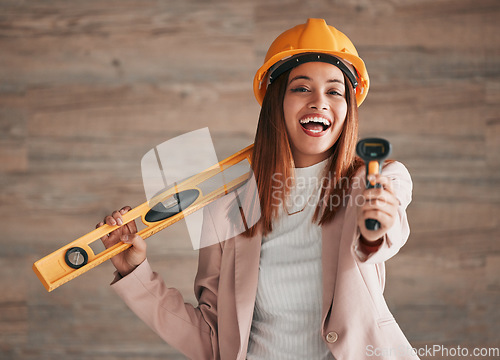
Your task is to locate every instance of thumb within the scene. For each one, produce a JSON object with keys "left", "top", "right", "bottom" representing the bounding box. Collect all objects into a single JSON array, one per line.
[{"left": 121, "top": 233, "right": 147, "bottom": 253}]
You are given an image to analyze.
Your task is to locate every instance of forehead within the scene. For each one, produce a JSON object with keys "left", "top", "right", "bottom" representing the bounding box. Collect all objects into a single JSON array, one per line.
[{"left": 288, "top": 61, "right": 345, "bottom": 81}]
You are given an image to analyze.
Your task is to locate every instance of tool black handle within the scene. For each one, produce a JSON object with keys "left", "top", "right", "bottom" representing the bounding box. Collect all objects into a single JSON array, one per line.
[
  {"left": 365, "top": 182, "right": 382, "bottom": 231},
  {"left": 365, "top": 218, "right": 380, "bottom": 231}
]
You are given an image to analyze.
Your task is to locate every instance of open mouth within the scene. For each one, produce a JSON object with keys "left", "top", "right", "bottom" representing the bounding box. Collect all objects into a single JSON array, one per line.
[{"left": 299, "top": 116, "right": 332, "bottom": 134}]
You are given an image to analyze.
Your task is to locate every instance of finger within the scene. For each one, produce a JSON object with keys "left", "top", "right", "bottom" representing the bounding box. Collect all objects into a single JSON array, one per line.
[
  {"left": 362, "top": 194, "right": 395, "bottom": 213},
  {"left": 104, "top": 215, "right": 117, "bottom": 226},
  {"left": 118, "top": 206, "right": 138, "bottom": 234},
  {"left": 96, "top": 221, "right": 107, "bottom": 231},
  {"left": 120, "top": 206, "right": 132, "bottom": 214},
  {"left": 363, "top": 189, "right": 399, "bottom": 209},
  {"left": 96, "top": 221, "right": 110, "bottom": 240},
  {"left": 363, "top": 186, "right": 398, "bottom": 206},
  {"left": 362, "top": 204, "right": 393, "bottom": 220},
  {"left": 112, "top": 210, "right": 124, "bottom": 226},
  {"left": 96, "top": 221, "right": 116, "bottom": 248},
  {"left": 123, "top": 233, "right": 146, "bottom": 247},
  {"left": 120, "top": 234, "right": 147, "bottom": 269},
  {"left": 368, "top": 174, "right": 395, "bottom": 195},
  {"left": 362, "top": 208, "right": 395, "bottom": 230},
  {"left": 121, "top": 233, "right": 147, "bottom": 255},
  {"left": 121, "top": 233, "right": 136, "bottom": 244},
  {"left": 104, "top": 214, "right": 125, "bottom": 240},
  {"left": 124, "top": 221, "right": 138, "bottom": 234},
  {"left": 363, "top": 193, "right": 399, "bottom": 210}
]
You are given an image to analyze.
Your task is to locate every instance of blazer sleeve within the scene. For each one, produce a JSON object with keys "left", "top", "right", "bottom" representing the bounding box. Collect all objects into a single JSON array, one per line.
[
  {"left": 111, "top": 207, "right": 223, "bottom": 360},
  {"left": 352, "top": 161, "right": 413, "bottom": 264}
]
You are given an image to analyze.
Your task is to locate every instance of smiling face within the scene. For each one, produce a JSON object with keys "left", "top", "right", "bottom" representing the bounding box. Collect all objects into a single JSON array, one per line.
[{"left": 283, "top": 61, "right": 348, "bottom": 167}]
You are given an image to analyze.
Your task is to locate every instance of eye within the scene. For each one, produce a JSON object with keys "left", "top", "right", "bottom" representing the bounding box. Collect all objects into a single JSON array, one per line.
[
  {"left": 290, "top": 86, "right": 309, "bottom": 93},
  {"left": 328, "top": 89, "right": 344, "bottom": 96}
]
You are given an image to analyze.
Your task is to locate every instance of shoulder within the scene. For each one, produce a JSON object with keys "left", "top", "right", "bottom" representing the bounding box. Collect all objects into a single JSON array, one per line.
[{"left": 202, "top": 177, "right": 261, "bottom": 245}]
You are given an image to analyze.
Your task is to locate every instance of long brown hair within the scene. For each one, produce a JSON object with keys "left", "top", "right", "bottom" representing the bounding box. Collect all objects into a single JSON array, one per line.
[{"left": 248, "top": 67, "right": 364, "bottom": 236}]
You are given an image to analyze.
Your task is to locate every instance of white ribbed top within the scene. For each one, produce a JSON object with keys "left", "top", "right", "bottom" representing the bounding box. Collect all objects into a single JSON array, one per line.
[{"left": 247, "top": 160, "right": 335, "bottom": 360}]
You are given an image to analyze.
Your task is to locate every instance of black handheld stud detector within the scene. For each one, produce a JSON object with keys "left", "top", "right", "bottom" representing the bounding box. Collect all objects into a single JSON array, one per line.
[{"left": 355, "top": 138, "right": 392, "bottom": 231}]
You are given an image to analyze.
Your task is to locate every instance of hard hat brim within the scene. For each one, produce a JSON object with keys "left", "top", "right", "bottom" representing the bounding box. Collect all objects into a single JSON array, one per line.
[{"left": 253, "top": 49, "right": 369, "bottom": 106}]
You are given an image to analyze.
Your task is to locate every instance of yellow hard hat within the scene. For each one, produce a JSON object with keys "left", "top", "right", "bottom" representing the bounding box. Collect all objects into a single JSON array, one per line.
[{"left": 253, "top": 18, "right": 369, "bottom": 106}]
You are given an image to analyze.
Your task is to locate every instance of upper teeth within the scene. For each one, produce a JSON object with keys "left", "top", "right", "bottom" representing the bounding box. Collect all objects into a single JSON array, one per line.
[{"left": 299, "top": 117, "right": 331, "bottom": 126}]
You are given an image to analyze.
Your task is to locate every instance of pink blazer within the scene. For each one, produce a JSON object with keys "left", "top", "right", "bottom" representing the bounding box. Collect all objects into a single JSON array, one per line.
[{"left": 112, "top": 161, "right": 419, "bottom": 360}]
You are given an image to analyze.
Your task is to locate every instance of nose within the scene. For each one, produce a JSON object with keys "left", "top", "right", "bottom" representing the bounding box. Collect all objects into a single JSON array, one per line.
[{"left": 308, "top": 92, "right": 329, "bottom": 111}]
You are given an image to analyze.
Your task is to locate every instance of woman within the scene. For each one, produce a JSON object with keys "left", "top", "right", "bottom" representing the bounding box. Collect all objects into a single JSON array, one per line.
[{"left": 98, "top": 18, "right": 418, "bottom": 360}]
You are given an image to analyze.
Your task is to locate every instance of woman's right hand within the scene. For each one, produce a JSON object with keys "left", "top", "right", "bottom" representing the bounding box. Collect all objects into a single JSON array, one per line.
[{"left": 97, "top": 206, "right": 147, "bottom": 277}]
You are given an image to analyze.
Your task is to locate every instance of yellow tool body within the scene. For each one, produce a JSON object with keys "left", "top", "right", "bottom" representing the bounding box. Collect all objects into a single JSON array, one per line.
[{"left": 33, "top": 144, "right": 254, "bottom": 292}]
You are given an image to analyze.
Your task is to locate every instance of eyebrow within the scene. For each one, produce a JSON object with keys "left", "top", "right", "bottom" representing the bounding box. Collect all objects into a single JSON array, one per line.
[{"left": 288, "top": 75, "right": 345, "bottom": 85}]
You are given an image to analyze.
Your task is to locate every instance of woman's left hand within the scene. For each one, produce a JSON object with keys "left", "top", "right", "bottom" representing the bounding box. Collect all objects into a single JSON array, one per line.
[{"left": 357, "top": 174, "right": 399, "bottom": 242}]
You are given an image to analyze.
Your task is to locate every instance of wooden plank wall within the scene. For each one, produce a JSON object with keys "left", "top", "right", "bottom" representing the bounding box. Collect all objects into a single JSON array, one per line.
[{"left": 1, "top": 0, "right": 499, "bottom": 359}]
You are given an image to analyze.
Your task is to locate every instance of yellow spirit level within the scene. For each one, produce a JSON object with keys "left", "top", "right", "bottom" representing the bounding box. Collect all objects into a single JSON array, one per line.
[{"left": 33, "top": 144, "right": 254, "bottom": 292}]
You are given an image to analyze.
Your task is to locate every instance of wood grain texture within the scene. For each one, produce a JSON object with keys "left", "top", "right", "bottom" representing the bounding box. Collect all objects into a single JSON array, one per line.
[{"left": 1, "top": 0, "right": 499, "bottom": 359}]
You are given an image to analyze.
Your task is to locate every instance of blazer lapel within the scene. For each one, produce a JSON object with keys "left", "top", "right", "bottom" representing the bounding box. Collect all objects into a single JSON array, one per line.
[
  {"left": 234, "top": 230, "right": 262, "bottom": 359},
  {"left": 321, "top": 213, "right": 343, "bottom": 326}
]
